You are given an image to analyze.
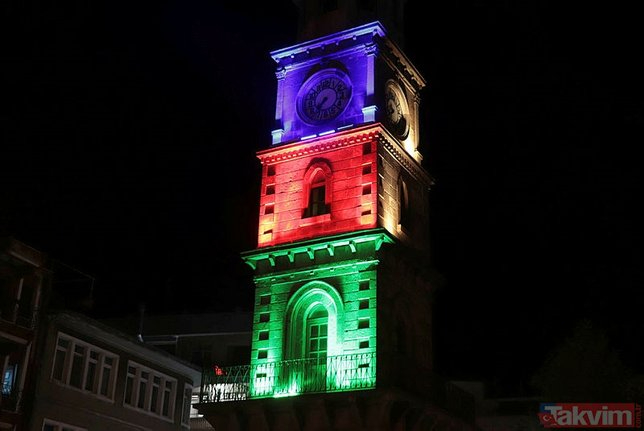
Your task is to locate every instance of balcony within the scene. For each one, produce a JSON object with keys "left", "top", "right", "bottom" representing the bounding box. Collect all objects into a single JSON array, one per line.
[
  {"left": 198, "top": 352, "right": 476, "bottom": 425},
  {"left": 199, "top": 352, "right": 376, "bottom": 403},
  {"left": 0, "top": 297, "right": 38, "bottom": 330}
]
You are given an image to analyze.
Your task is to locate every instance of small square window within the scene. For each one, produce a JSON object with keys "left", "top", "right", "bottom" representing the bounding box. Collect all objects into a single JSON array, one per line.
[
  {"left": 264, "top": 204, "right": 274, "bottom": 215},
  {"left": 358, "top": 319, "right": 370, "bottom": 329},
  {"left": 362, "top": 164, "right": 372, "bottom": 175},
  {"left": 259, "top": 331, "right": 269, "bottom": 341},
  {"left": 266, "top": 184, "right": 275, "bottom": 195},
  {"left": 259, "top": 313, "right": 270, "bottom": 323},
  {"left": 267, "top": 165, "right": 276, "bottom": 176},
  {"left": 362, "top": 184, "right": 371, "bottom": 195},
  {"left": 359, "top": 280, "right": 370, "bottom": 291},
  {"left": 359, "top": 340, "right": 370, "bottom": 349},
  {"left": 363, "top": 142, "right": 372, "bottom": 154},
  {"left": 361, "top": 209, "right": 371, "bottom": 216},
  {"left": 260, "top": 295, "right": 270, "bottom": 305},
  {"left": 359, "top": 299, "right": 369, "bottom": 310},
  {"left": 257, "top": 350, "right": 268, "bottom": 359}
]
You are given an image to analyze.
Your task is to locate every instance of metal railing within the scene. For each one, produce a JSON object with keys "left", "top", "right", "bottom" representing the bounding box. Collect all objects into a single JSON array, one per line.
[
  {"left": 0, "top": 299, "right": 38, "bottom": 329},
  {"left": 199, "top": 352, "right": 376, "bottom": 403}
]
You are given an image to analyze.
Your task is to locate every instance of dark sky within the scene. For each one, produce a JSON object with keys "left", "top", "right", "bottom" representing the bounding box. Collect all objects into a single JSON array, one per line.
[{"left": 2, "top": 0, "right": 642, "bottom": 391}]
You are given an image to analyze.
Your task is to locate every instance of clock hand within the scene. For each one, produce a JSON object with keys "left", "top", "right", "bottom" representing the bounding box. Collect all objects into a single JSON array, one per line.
[{"left": 316, "top": 96, "right": 328, "bottom": 110}]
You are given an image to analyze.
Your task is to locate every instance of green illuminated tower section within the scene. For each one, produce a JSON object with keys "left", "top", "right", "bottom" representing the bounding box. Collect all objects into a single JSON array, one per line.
[{"left": 242, "top": 18, "right": 437, "bottom": 399}]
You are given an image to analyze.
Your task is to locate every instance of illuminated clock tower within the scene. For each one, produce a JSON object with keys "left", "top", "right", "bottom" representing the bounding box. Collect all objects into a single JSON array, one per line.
[{"left": 197, "top": 2, "right": 475, "bottom": 430}]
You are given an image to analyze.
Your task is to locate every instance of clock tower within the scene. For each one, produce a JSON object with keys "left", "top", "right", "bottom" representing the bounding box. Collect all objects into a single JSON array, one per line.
[
  {"left": 196, "top": 3, "right": 476, "bottom": 430},
  {"left": 262, "top": 20, "right": 428, "bottom": 251}
]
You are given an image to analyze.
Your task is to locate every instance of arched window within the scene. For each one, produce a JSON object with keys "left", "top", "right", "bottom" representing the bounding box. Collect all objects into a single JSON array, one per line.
[
  {"left": 398, "top": 177, "right": 410, "bottom": 228},
  {"left": 283, "top": 283, "right": 344, "bottom": 395},
  {"left": 284, "top": 282, "right": 344, "bottom": 361},
  {"left": 306, "top": 170, "right": 328, "bottom": 217},
  {"left": 303, "top": 160, "right": 332, "bottom": 218}
]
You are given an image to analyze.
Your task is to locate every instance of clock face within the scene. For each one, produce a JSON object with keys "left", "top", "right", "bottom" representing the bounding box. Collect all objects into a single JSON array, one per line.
[
  {"left": 298, "top": 70, "right": 352, "bottom": 124},
  {"left": 385, "top": 80, "right": 409, "bottom": 139}
]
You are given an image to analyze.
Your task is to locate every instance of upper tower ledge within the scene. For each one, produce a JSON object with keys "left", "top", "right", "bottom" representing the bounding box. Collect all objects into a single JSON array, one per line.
[{"left": 270, "top": 21, "right": 425, "bottom": 92}]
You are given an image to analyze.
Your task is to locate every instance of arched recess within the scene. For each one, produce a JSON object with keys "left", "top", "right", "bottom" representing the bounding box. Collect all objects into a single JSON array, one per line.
[
  {"left": 302, "top": 159, "right": 333, "bottom": 218},
  {"left": 392, "top": 295, "right": 432, "bottom": 373},
  {"left": 284, "top": 281, "right": 345, "bottom": 360},
  {"left": 397, "top": 173, "right": 410, "bottom": 228},
  {"left": 393, "top": 298, "right": 415, "bottom": 359}
]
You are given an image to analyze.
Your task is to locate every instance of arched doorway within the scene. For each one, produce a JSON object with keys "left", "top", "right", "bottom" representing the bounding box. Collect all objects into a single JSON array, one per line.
[{"left": 282, "top": 282, "right": 344, "bottom": 394}]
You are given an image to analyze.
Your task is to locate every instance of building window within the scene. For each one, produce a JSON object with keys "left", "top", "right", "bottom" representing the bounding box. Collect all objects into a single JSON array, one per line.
[
  {"left": 51, "top": 333, "right": 118, "bottom": 400},
  {"left": 2, "top": 364, "right": 17, "bottom": 395},
  {"left": 43, "top": 419, "right": 87, "bottom": 431},
  {"left": 306, "top": 305, "right": 328, "bottom": 365},
  {"left": 124, "top": 361, "right": 177, "bottom": 421},
  {"left": 181, "top": 385, "right": 192, "bottom": 426},
  {"left": 304, "top": 170, "right": 329, "bottom": 217},
  {"left": 302, "top": 161, "right": 332, "bottom": 218},
  {"left": 190, "top": 393, "right": 202, "bottom": 418},
  {"left": 303, "top": 304, "right": 328, "bottom": 391}
]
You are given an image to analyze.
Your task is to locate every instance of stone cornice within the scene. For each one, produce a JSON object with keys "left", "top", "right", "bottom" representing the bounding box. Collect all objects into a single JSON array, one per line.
[
  {"left": 257, "top": 124, "right": 433, "bottom": 188},
  {"left": 256, "top": 124, "right": 381, "bottom": 164},
  {"left": 257, "top": 125, "right": 433, "bottom": 191},
  {"left": 270, "top": 21, "right": 387, "bottom": 68},
  {"left": 242, "top": 228, "right": 395, "bottom": 274},
  {"left": 380, "top": 38, "right": 426, "bottom": 92},
  {"left": 376, "top": 128, "right": 435, "bottom": 188}
]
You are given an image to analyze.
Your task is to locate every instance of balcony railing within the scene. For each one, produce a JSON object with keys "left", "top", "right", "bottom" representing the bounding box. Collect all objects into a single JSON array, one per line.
[
  {"left": 0, "top": 298, "right": 38, "bottom": 329},
  {"left": 199, "top": 352, "right": 376, "bottom": 403}
]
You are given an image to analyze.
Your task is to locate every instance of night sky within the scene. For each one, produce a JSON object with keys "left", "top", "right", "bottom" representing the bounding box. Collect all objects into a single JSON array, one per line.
[{"left": 2, "top": 0, "right": 642, "bottom": 393}]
